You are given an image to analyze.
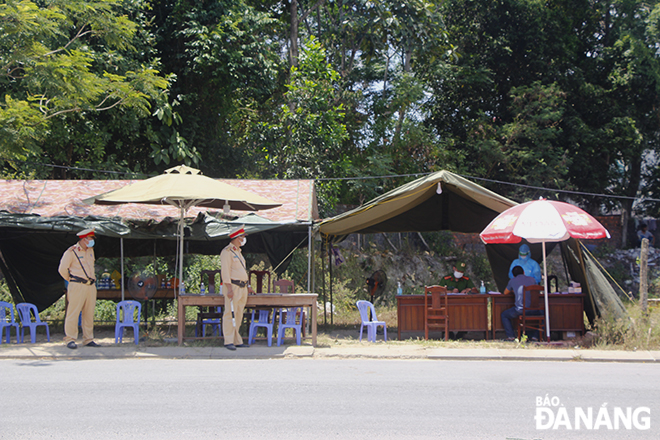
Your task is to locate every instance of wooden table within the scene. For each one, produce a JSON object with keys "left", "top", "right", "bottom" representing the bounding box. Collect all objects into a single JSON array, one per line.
[
  {"left": 397, "top": 294, "right": 490, "bottom": 340},
  {"left": 177, "top": 293, "right": 318, "bottom": 346},
  {"left": 490, "top": 293, "right": 585, "bottom": 338},
  {"left": 397, "top": 293, "right": 585, "bottom": 340},
  {"left": 97, "top": 288, "right": 176, "bottom": 300}
]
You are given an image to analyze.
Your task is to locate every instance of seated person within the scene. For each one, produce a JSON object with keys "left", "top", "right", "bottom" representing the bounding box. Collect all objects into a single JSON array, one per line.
[
  {"left": 508, "top": 243, "right": 542, "bottom": 284},
  {"left": 637, "top": 223, "right": 655, "bottom": 247},
  {"left": 439, "top": 261, "right": 478, "bottom": 294},
  {"left": 501, "top": 265, "right": 540, "bottom": 341}
]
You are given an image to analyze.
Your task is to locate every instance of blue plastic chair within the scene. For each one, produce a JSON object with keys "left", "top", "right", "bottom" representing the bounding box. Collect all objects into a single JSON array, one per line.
[
  {"left": 115, "top": 300, "right": 141, "bottom": 345},
  {"left": 277, "top": 307, "right": 303, "bottom": 346},
  {"left": 0, "top": 301, "right": 20, "bottom": 344},
  {"left": 16, "top": 303, "right": 50, "bottom": 344},
  {"left": 248, "top": 309, "right": 274, "bottom": 346},
  {"left": 356, "top": 300, "right": 387, "bottom": 342},
  {"left": 196, "top": 306, "right": 223, "bottom": 337}
]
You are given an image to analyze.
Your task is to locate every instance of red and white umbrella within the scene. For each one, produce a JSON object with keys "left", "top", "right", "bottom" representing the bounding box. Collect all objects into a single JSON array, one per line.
[{"left": 480, "top": 199, "right": 610, "bottom": 340}]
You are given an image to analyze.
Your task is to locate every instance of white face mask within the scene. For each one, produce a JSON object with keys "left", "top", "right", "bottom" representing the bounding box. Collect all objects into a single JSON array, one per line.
[
  {"left": 240, "top": 237, "right": 247, "bottom": 246},
  {"left": 87, "top": 239, "right": 95, "bottom": 248},
  {"left": 454, "top": 271, "right": 463, "bottom": 279}
]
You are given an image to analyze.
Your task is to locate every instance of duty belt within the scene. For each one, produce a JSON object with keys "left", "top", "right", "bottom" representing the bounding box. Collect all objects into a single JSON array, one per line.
[
  {"left": 70, "top": 275, "right": 96, "bottom": 285},
  {"left": 231, "top": 279, "right": 248, "bottom": 288}
]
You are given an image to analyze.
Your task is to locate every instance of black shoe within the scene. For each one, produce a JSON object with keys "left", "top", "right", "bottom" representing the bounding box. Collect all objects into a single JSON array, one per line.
[
  {"left": 236, "top": 344, "right": 249, "bottom": 348},
  {"left": 225, "top": 344, "right": 236, "bottom": 351},
  {"left": 67, "top": 341, "right": 77, "bottom": 349},
  {"left": 85, "top": 341, "right": 101, "bottom": 347}
]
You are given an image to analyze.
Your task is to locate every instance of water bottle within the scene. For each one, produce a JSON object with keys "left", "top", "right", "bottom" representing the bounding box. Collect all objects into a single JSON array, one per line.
[
  {"left": 397, "top": 281, "right": 403, "bottom": 296},
  {"left": 179, "top": 281, "right": 185, "bottom": 295},
  {"left": 200, "top": 282, "right": 206, "bottom": 295},
  {"left": 480, "top": 281, "right": 486, "bottom": 294}
]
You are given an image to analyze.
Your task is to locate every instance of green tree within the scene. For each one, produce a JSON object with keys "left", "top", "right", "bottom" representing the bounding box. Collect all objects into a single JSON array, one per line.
[
  {"left": 0, "top": 0, "right": 173, "bottom": 169},
  {"left": 151, "top": 0, "right": 283, "bottom": 177},
  {"left": 425, "top": 0, "right": 660, "bottom": 231},
  {"left": 255, "top": 37, "right": 349, "bottom": 212}
]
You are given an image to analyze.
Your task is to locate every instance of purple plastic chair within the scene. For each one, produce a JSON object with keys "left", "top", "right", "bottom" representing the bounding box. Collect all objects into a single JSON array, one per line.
[
  {"left": 356, "top": 300, "right": 387, "bottom": 342},
  {"left": 16, "top": 303, "right": 50, "bottom": 344},
  {"left": 277, "top": 307, "right": 303, "bottom": 346},
  {"left": 0, "top": 301, "right": 20, "bottom": 344},
  {"left": 115, "top": 300, "right": 141, "bottom": 345},
  {"left": 196, "top": 306, "right": 223, "bottom": 337},
  {"left": 248, "top": 309, "right": 274, "bottom": 346}
]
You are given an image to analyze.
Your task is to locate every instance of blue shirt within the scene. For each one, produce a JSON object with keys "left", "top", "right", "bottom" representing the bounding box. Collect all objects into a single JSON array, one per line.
[
  {"left": 508, "top": 257, "right": 542, "bottom": 284},
  {"left": 505, "top": 274, "right": 537, "bottom": 312}
]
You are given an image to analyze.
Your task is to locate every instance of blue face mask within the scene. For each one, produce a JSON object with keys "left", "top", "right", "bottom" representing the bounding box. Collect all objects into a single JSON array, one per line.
[{"left": 87, "top": 239, "right": 95, "bottom": 248}]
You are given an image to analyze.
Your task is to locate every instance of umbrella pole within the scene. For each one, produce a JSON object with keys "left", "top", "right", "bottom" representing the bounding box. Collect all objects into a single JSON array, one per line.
[
  {"left": 179, "top": 206, "right": 185, "bottom": 296},
  {"left": 542, "top": 241, "right": 551, "bottom": 341},
  {"left": 120, "top": 238, "right": 125, "bottom": 302}
]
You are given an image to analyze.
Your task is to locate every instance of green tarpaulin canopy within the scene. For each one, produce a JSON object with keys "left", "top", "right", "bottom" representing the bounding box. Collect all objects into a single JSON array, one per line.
[
  {"left": 319, "top": 170, "right": 627, "bottom": 324},
  {"left": 0, "top": 211, "right": 307, "bottom": 311},
  {"left": 0, "top": 177, "right": 319, "bottom": 311}
]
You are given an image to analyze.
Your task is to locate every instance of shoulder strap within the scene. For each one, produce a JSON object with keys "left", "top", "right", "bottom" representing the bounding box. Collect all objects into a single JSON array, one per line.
[
  {"left": 72, "top": 248, "right": 92, "bottom": 281},
  {"left": 229, "top": 248, "right": 247, "bottom": 272}
]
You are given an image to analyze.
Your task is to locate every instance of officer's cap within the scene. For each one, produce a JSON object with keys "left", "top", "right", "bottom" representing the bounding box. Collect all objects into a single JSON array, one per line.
[
  {"left": 229, "top": 225, "right": 246, "bottom": 239},
  {"left": 77, "top": 229, "right": 95, "bottom": 238}
]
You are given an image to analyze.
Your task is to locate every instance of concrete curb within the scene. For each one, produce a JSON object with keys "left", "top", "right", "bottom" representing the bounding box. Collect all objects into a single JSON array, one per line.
[{"left": 1, "top": 343, "right": 658, "bottom": 362}]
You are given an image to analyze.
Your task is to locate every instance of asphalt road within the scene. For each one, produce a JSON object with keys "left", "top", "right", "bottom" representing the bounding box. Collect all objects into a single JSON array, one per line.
[{"left": 1, "top": 358, "right": 658, "bottom": 440}]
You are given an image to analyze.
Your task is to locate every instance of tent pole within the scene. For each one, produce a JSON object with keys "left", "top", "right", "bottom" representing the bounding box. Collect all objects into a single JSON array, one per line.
[
  {"left": 307, "top": 225, "right": 312, "bottom": 293},
  {"left": 120, "top": 238, "right": 125, "bottom": 302},
  {"left": 542, "top": 241, "right": 551, "bottom": 341},
  {"left": 329, "top": 243, "right": 333, "bottom": 326},
  {"left": 321, "top": 238, "right": 327, "bottom": 326}
]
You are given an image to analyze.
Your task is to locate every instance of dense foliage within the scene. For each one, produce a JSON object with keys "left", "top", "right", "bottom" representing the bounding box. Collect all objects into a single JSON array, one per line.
[{"left": 2, "top": 0, "right": 660, "bottom": 221}]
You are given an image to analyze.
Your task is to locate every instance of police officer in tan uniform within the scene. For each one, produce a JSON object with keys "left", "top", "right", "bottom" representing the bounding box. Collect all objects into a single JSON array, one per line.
[
  {"left": 58, "top": 229, "right": 100, "bottom": 349},
  {"left": 220, "top": 225, "right": 253, "bottom": 350}
]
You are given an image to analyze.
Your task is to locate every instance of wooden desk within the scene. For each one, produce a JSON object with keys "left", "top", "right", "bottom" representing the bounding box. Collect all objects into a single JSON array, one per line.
[
  {"left": 396, "top": 294, "right": 489, "bottom": 340},
  {"left": 490, "top": 293, "right": 585, "bottom": 338},
  {"left": 177, "top": 293, "right": 318, "bottom": 346},
  {"left": 97, "top": 288, "right": 176, "bottom": 300}
]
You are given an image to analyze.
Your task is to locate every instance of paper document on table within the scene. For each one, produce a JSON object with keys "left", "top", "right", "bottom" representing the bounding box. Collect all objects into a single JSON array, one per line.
[{"left": 489, "top": 291, "right": 501, "bottom": 294}]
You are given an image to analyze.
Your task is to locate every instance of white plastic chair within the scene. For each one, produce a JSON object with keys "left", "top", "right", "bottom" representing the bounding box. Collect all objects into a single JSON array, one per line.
[{"left": 356, "top": 300, "right": 387, "bottom": 342}]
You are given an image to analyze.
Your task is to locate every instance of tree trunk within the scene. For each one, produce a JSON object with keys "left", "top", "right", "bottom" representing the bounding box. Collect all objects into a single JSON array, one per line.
[{"left": 290, "top": 0, "right": 299, "bottom": 68}]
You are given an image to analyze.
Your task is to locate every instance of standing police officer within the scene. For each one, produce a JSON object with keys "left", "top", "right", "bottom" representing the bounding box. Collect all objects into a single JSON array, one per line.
[
  {"left": 58, "top": 228, "right": 100, "bottom": 349},
  {"left": 220, "top": 225, "right": 254, "bottom": 350}
]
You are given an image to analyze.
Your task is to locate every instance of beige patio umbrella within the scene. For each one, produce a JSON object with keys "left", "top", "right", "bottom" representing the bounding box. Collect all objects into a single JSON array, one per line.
[{"left": 85, "top": 165, "right": 281, "bottom": 294}]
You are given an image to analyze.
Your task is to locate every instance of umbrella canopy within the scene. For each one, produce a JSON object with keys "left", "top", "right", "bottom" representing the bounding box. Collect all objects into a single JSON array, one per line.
[
  {"left": 480, "top": 199, "right": 610, "bottom": 244},
  {"left": 85, "top": 165, "right": 281, "bottom": 211},
  {"left": 84, "top": 165, "right": 281, "bottom": 295},
  {"left": 480, "top": 199, "right": 610, "bottom": 340}
]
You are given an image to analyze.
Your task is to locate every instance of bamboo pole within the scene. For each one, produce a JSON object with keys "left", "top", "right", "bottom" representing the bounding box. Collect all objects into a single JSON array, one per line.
[{"left": 640, "top": 238, "right": 649, "bottom": 316}]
